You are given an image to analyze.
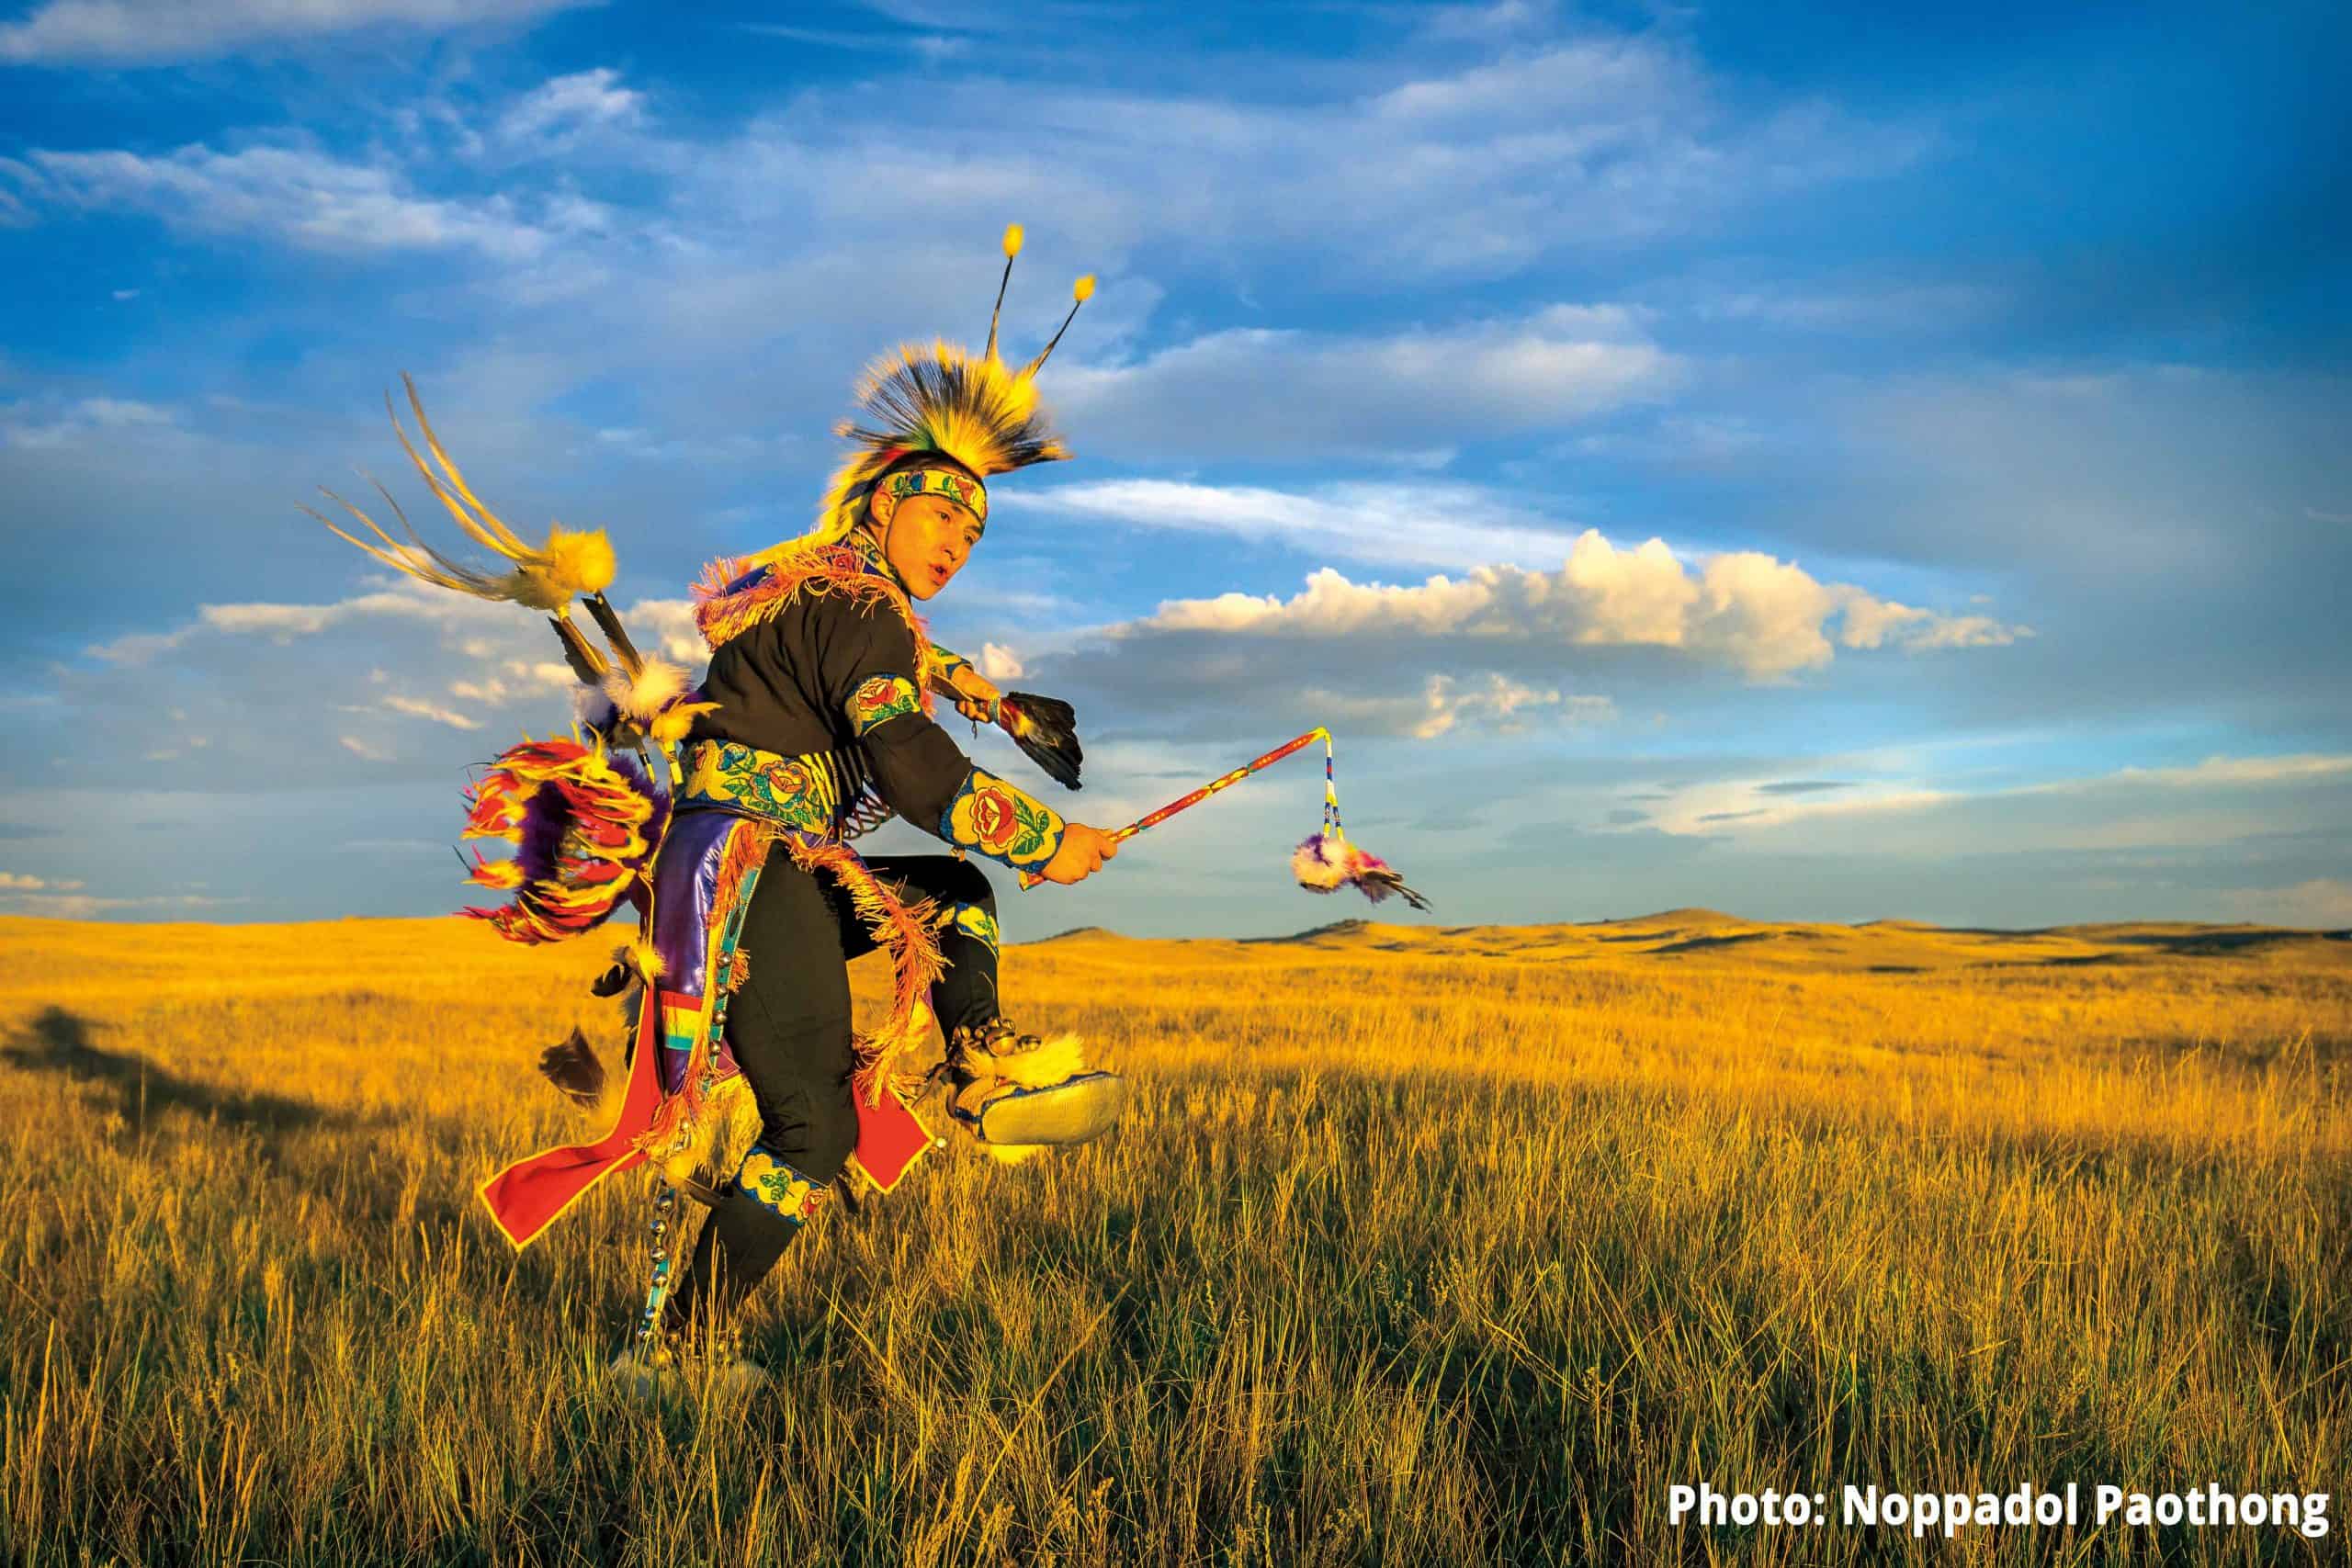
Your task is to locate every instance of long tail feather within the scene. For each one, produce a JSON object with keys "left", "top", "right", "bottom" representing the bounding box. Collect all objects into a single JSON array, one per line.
[
  {"left": 401, "top": 373, "right": 535, "bottom": 558},
  {"left": 301, "top": 491, "right": 516, "bottom": 602}
]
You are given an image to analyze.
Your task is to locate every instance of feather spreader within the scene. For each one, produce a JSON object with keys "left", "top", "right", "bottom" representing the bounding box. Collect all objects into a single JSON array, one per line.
[{"left": 996, "top": 690, "right": 1084, "bottom": 790}]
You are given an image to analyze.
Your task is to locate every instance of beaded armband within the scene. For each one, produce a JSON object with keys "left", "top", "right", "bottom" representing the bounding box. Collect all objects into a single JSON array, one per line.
[
  {"left": 846, "top": 673, "right": 924, "bottom": 737},
  {"left": 927, "top": 646, "right": 976, "bottom": 686},
  {"left": 940, "top": 768, "right": 1066, "bottom": 872}
]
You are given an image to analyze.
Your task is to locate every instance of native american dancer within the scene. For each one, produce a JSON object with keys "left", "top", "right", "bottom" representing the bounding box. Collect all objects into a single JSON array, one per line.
[{"left": 312, "top": 225, "right": 1129, "bottom": 1373}]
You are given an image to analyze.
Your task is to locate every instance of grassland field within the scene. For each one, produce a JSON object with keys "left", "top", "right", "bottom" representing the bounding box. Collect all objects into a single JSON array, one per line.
[{"left": 0, "top": 907, "right": 2346, "bottom": 1565}]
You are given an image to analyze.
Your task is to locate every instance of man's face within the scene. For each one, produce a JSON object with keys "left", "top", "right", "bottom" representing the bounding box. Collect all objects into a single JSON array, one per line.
[{"left": 876, "top": 486, "right": 983, "bottom": 600}]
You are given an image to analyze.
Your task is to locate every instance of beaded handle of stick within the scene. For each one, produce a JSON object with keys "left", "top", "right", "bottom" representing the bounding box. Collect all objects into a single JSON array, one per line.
[{"left": 1018, "top": 727, "right": 1332, "bottom": 890}]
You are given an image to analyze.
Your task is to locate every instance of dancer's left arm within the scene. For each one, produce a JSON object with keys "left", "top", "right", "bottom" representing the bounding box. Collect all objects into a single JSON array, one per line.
[{"left": 829, "top": 608, "right": 1069, "bottom": 874}]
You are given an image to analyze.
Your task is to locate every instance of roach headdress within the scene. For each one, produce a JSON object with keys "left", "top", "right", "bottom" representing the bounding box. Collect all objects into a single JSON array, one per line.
[{"left": 788, "top": 223, "right": 1096, "bottom": 552}]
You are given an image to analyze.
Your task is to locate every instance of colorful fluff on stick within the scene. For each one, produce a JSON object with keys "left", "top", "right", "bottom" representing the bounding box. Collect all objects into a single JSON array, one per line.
[
  {"left": 1290, "top": 727, "right": 1430, "bottom": 909},
  {"left": 1291, "top": 833, "right": 1429, "bottom": 910}
]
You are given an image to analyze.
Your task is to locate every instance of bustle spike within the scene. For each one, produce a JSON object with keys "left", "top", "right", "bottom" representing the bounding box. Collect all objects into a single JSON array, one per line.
[
  {"left": 1021, "top": 275, "right": 1095, "bottom": 379},
  {"left": 984, "top": 222, "right": 1023, "bottom": 363}
]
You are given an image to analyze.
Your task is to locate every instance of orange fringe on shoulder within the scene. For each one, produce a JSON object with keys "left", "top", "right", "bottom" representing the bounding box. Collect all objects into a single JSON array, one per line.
[
  {"left": 786, "top": 837, "right": 945, "bottom": 1105},
  {"left": 691, "top": 545, "right": 938, "bottom": 717}
]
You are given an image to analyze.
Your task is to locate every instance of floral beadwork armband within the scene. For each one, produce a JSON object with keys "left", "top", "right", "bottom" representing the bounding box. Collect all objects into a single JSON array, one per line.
[
  {"left": 846, "top": 673, "right": 925, "bottom": 738},
  {"left": 941, "top": 768, "right": 1067, "bottom": 871},
  {"left": 926, "top": 646, "right": 976, "bottom": 686}
]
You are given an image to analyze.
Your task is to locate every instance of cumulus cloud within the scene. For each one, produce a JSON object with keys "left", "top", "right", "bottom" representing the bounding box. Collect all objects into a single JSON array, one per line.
[
  {"left": 0, "top": 871, "right": 84, "bottom": 890},
  {"left": 978, "top": 643, "right": 1024, "bottom": 682},
  {"left": 0, "top": 0, "right": 587, "bottom": 65},
  {"left": 1120, "top": 530, "right": 2030, "bottom": 681}
]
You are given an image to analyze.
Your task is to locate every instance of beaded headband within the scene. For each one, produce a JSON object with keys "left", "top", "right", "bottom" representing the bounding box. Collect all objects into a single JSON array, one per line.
[{"left": 881, "top": 466, "right": 988, "bottom": 526}]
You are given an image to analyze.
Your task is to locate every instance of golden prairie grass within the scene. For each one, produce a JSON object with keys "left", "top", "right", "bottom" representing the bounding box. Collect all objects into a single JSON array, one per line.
[{"left": 0, "top": 908, "right": 2346, "bottom": 1565}]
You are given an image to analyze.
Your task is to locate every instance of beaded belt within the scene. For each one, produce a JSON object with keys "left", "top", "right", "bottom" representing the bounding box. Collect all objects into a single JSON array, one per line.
[{"left": 677, "top": 739, "right": 847, "bottom": 836}]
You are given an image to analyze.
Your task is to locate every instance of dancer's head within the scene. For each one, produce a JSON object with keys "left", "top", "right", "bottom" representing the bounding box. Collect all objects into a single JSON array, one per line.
[{"left": 865, "top": 451, "right": 984, "bottom": 600}]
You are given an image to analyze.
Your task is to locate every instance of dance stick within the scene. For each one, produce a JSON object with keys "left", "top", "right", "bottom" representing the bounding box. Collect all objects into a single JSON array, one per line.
[{"left": 1018, "top": 727, "right": 1329, "bottom": 890}]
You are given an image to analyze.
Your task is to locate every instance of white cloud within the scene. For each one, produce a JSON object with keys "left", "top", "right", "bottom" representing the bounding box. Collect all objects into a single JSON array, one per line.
[
  {"left": 382, "top": 694, "right": 481, "bottom": 730},
  {"left": 672, "top": 34, "right": 1933, "bottom": 301},
  {"left": 1120, "top": 530, "right": 2029, "bottom": 681},
  {"left": 2216, "top": 879, "right": 2352, "bottom": 929},
  {"left": 494, "top": 68, "right": 646, "bottom": 152},
  {"left": 0, "top": 871, "right": 84, "bottom": 890},
  {"left": 978, "top": 643, "right": 1023, "bottom": 682},
  {"left": 91, "top": 580, "right": 710, "bottom": 663},
  {"left": 0, "top": 890, "right": 241, "bottom": 918},
  {"left": 740, "top": 22, "right": 968, "bottom": 62},
  {"left": 0, "top": 0, "right": 587, "bottom": 65},
  {"left": 1, "top": 394, "right": 179, "bottom": 450},
  {"left": 1672, "top": 278, "right": 2004, "bottom": 333},
  {"left": 1051, "top": 305, "right": 1676, "bottom": 461},
  {"left": 1023, "top": 478, "right": 1598, "bottom": 572},
  {"left": 1636, "top": 780, "right": 1953, "bottom": 837},
  {"left": 338, "top": 736, "right": 392, "bottom": 761},
  {"left": 1306, "top": 672, "right": 1613, "bottom": 739},
  {"left": 15, "top": 144, "right": 553, "bottom": 261},
  {"left": 2089, "top": 753, "right": 2352, "bottom": 790},
  {"left": 1632, "top": 750, "right": 2352, "bottom": 854}
]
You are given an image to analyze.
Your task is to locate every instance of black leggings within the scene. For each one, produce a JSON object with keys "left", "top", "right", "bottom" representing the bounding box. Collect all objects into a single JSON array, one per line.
[
  {"left": 663, "top": 851, "right": 1000, "bottom": 1336},
  {"left": 726, "top": 850, "right": 1000, "bottom": 1178}
]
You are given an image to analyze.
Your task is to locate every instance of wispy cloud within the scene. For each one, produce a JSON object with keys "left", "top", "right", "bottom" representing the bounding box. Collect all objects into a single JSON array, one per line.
[
  {"left": 0, "top": 871, "right": 84, "bottom": 890},
  {"left": 2216, "top": 878, "right": 2352, "bottom": 929},
  {"left": 1023, "top": 478, "right": 1596, "bottom": 571},
  {"left": 1304, "top": 672, "right": 1613, "bottom": 739},
  {"left": 381, "top": 694, "right": 481, "bottom": 730},
  {"left": 1, "top": 395, "right": 179, "bottom": 450},
  {"left": 492, "top": 67, "right": 647, "bottom": 155},
  {"left": 9, "top": 143, "right": 570, "bottom": 260},
  {"left": 0, "top": 0, "right": 589, "bottom": 66},
  {"left": 1052, "top": 304, "right": 1677, "bottom": 461}
]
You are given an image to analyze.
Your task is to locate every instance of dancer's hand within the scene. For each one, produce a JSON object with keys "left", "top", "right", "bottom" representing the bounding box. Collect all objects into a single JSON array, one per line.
[
  {"left": 946, "top": 666, "right": 1002, "bottom": 723},
  {"left": 1039, "top": 823, "right": 1120, "bottom": 886}
]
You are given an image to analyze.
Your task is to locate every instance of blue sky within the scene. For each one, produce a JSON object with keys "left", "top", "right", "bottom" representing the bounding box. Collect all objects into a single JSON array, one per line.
[{"left": 2, "top": 0, "right": 2346, "bottom": 936}]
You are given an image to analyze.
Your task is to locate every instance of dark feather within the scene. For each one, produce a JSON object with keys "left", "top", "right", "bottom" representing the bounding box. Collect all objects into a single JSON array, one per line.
[
  {"left": 537, "top": 1025, "right": 607, "bottom": 1109},
  {"left": 1355, "top": 866, "right": 1433, "bottom": 913},
  {"left": 999, "top": 691, "right": 1083, "bottom": 790}
]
